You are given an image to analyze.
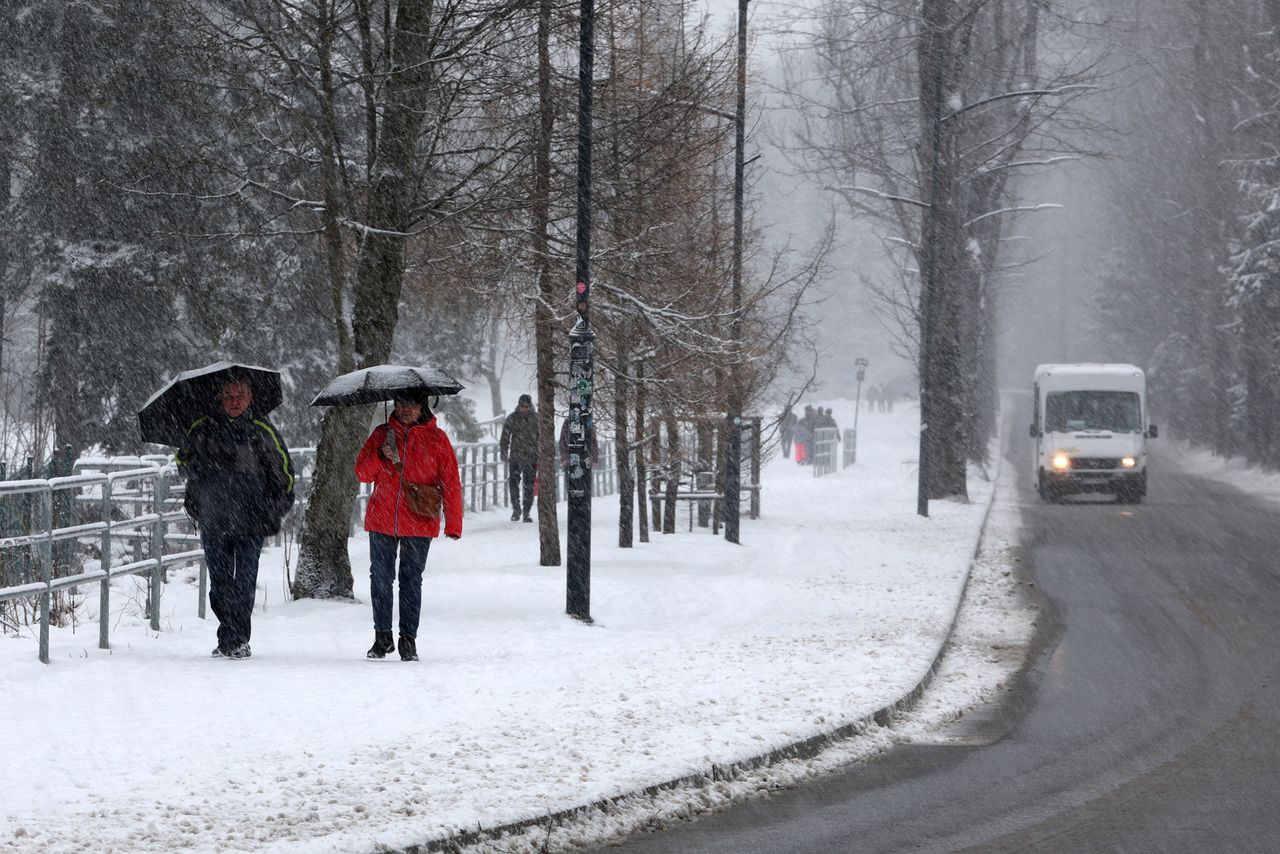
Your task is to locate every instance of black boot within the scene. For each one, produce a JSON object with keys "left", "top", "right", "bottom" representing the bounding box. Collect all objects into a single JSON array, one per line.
[
  {"left": 511, "top": 509, "right": 520, "bottom": 521},
  {"left": 367, "top": 630, "right": 395, "bottom": 659},
  {"left": 398, "top": 634, "right": 418, "bottom": 661}
]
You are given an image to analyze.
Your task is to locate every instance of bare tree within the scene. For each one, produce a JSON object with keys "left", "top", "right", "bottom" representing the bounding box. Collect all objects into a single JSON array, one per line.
[{"left": 778, "top": 0, "right": 1098, "bottom": 502}]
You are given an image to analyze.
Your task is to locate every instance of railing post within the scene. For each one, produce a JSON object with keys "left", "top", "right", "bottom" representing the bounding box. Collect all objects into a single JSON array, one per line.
[
  {"left": 471, "top": 447, "right": 480, "bottom": 512},
  {"left": 150, "top": 471, "right": 168, "bottom": 632},
  {"left": 100, "top": 478, "right": 112, "bottom": 650},
  {"left": 38, "top": 487, "right": 53, "bottom": 664}
]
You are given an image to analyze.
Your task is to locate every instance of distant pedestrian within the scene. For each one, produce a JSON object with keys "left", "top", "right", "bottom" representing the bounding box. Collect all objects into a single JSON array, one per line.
[
  {"left": 884, "top": 386, "right": 894, "bottom": 413},
  {"left": 500, "top": 394, "right": 539, "bottom": 522},
  {"left": 178, "top": 375, "right": 295, "bottom": 660},
  {"left": 824, "top": 408, "right": 840, "bottom": 441},
  {"left": 355, "top": 394, "right": 463, "bottom": 661},
  {"left": 779, "top": 406, "right": 797, "bottom": 459},
  {"left": 794, "top": 405, "right": 814, "bottom": 464}
]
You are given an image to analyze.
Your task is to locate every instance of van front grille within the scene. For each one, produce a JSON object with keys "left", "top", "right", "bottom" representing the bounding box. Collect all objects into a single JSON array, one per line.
[{"left": 1073, "top": 457, "right": 1120, "bottom": 470}]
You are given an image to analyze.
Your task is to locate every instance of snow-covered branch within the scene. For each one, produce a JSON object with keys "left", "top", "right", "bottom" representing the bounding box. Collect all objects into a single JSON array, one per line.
[{"left": 964, "top": 203, "right": 1063, "bottom": 227}]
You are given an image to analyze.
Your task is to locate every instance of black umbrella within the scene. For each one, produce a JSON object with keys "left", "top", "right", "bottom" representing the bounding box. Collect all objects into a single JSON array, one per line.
[
  {"left": 138, "top": 361, "right": 284, "bottom": 446},
  {"left": 310, "top": 364, "right": 465, "bottom": 407}
]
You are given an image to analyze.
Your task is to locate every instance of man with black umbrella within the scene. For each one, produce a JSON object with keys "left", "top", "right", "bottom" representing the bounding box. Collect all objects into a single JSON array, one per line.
[{"left": 177, "top": 374, "right": 294, "bottom": 660}]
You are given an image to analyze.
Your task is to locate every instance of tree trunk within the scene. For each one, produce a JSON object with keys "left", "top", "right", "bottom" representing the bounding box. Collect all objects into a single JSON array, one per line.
[
  {"left": 614, "top": 355, "right": 633, "bottom": 547},
  {"left": 317, "top": 0, "right": 354, "bottom": 376},
  {"left": 662, "top": 413, "right": 679, "bottom": 534},
  {"left": 293, "top": 0, "right": 437, "bottom": 600},
  {"left": 480, "top": 305, "right": 505, "bottom": 418},
  {"left": 42, "top": 4, "right": 94, "bottom": 462},
  {"left": 635, "top": 359, "right": 649, "bottom": 543},
  {"left": 533, "top": 0, "right": 561, "bottom": 566},
  {"left": 917, "top": 0, "right": 968, "bottom": 503}
]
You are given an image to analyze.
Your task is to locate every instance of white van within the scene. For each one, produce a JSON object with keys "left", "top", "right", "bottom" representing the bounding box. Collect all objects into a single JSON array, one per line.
[{"left": 1030, "top": 363, "right": 1157, "bottom": 503}]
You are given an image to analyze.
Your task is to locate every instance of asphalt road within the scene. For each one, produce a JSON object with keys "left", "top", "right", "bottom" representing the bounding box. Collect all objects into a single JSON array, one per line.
[{"left": 592, "top": 432, "right": 1280, "bottom": 853}]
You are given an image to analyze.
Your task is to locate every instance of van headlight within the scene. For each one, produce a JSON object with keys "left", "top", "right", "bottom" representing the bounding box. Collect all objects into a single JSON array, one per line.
[
  {"left": 1121, "top": 456, "right": 1136, "bottom": 468},
  {"left": 1052, "top": 453, "right": 1071, "bottom": 470}
]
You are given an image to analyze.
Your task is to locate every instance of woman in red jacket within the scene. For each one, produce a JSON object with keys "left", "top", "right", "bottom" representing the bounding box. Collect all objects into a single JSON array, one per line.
[{"left": 355, "top": 395, "right": 463, "bottom": 661}]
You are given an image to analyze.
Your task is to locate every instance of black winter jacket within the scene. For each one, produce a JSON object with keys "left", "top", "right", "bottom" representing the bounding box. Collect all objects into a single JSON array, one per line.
[
  {"left": 500, "top": 409, "right": 540, "bottom": 466},
  {"left": 178, "top": 412, "right": 295, "bottom": 538}
]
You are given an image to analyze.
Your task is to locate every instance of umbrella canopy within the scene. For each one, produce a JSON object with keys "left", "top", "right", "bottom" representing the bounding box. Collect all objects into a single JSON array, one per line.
[
  {"left": 138, "top": 361, "right": 284, "bottom": 446},
  {"left": 310, "top": 364, "right": 465, "bottom": 407}
]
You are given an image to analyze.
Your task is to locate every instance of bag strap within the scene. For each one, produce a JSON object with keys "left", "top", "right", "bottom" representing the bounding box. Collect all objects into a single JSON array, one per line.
[{"left": 389, "top": 423, "right": 444, "bottom": 488}]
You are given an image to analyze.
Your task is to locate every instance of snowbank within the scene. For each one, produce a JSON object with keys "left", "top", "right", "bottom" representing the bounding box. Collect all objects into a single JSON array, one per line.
[{"left": 1, "top": 400, "right": 999, "bottom": 854}]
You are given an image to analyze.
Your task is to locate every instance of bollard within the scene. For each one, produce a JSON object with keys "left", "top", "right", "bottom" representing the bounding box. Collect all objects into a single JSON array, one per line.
[
  {"left": 38, "top": 489, "right": 52, "bottom": 664},
  {"left": 99, "top": 478, "right": 112, "bottom": 650},
  {"left": 149, "top": 472, "right": 168, "bottom": 632}
]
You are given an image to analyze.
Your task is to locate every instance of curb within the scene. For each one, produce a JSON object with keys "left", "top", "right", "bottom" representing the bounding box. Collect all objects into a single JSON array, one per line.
[{"left": 395, "top": 436, "right": 1007, "bottom": 854}]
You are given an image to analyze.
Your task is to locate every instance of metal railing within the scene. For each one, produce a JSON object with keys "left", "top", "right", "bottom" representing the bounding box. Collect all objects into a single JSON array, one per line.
[
  {"left": 292, "top": 441, "right": 619, "bottom": 529},
  {"left": 0, "top": 466, "right": 202, "bottom": 663},
  {"left": 842, "top": 428, "right": 858, "bottom": 468},
  {"left": 812, "top": 428, "right": 839, "bottom": 477},
  {"left": 5, "top": 438, "right": 622, "bottom": 664}
]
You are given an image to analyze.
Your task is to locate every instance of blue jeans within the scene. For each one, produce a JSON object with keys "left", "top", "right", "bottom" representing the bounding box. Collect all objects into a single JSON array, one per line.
[
  {"left": 369, "top": 532, "right": 432, "bottom": 638},
  {"left": 202, "top": 533, "right": 264, "bottom": 648}
]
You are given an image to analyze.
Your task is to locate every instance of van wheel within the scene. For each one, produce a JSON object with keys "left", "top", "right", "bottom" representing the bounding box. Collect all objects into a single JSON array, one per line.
[
  {"left": 1117, "top": 473, "right": 1147, "bottom": 504},
  {"left": 1115, "top": 484, "right": 1143, "bottom": 504},
  {"left": 1037, "top": 471, "right": 1055, "bottom": 503}
]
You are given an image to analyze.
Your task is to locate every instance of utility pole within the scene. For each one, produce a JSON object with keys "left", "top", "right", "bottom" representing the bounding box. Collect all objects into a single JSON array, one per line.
[
  {"left": 851, "top": 357, "right": 868, "bottom": 465},
  {"left": 724, "top": 0, "right": 749, "bottom": 544},
  {"left": 566, "top": 0, "right": 595, "bottom": 621}
]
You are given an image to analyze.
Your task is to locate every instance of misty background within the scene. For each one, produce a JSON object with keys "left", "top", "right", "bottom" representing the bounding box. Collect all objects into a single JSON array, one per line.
[{"left": 1, "top": 0, "right": 1275, "bottom": 480}]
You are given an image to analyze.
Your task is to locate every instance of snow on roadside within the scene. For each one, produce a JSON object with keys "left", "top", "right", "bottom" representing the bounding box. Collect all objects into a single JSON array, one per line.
[
  {"left": 465, "top": 422, "right": 1037, "bottom": 853},
  {"left": 0, "top": 400, "right": 1024, "bottom": 854}
]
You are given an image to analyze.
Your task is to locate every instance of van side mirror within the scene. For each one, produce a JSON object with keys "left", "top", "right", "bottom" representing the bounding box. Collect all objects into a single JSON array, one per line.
[
  {"left": 1029, "top": 423, "right": 1040, "bottom": 439},
  {"left": 1147, "top": 424, "right": 1158, "bottom": 439}
]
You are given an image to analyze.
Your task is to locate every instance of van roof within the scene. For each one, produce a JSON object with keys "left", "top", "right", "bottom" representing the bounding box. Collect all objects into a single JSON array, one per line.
[{"left": 1034, "top": 363, "right": 1143, "bottom": 379}]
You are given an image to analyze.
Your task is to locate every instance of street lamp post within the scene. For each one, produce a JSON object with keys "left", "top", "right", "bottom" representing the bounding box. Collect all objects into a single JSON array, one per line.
[
  {"left": 566, "top": 0, "right": 594, "bottom": 622},
  {"left": 724, "top": 0, "right": 749, "bottom": 545},
  {"left": 851, "top": 357, "right": 868, "bottom": 464}
]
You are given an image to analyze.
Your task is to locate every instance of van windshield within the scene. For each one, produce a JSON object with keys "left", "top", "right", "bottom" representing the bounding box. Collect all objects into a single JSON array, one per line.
[{"left": 1044, "top": 390, "right": 1141, "bottom": 433}]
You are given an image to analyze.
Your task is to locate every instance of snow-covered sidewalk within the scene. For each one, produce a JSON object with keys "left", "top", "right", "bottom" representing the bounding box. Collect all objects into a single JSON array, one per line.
[{"left": 1, "top": 401, "right": 997, "bottom": 854}]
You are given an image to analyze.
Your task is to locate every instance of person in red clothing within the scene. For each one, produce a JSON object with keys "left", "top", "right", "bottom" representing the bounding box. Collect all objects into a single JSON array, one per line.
[{"left": 355, "top": 394, "right": 463, "bottom": 661}]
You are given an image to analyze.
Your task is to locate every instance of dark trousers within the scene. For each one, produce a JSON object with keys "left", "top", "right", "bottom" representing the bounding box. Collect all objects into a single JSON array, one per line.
[
  {"left": 781, "top": 435, "right": 793, "bottom": 458},
  {"left": 369, "top": 532, "right": 432, "bottom": 639},
  {"left": 508, "top": 463, "right": 536, "bottom": 514},
  {"left": 202, "top": 533, "right": 264, "bottom": 648}
]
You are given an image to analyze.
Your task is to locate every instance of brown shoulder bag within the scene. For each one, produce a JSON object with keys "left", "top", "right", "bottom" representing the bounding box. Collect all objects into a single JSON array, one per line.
[
  {"left": 402, "top": 480, "right": 442, "bottom": 520},
  {"left": 387, "top": 428, "right": 443, "bottom": 520}
]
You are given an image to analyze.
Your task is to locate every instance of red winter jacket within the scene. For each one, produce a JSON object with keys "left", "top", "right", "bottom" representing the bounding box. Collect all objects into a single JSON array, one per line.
[{"left": 355, "top": 415, "right": 464, "bottom": 539}]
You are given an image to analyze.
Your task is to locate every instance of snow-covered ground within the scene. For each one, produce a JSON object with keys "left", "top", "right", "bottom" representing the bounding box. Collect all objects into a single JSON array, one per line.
[{"left": 1, "top": 400, "right": 1026, "bottom": 854}]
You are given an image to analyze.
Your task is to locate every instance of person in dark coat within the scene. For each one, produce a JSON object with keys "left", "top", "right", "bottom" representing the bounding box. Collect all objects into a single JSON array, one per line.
[
  {"left": 355, "top": 394, "right": 463, "bottom": 661},
  {"left": 794, "top": 405, "right": 814, "bottom": 464},
  {"left": 500, "top": 394, "right": 539, "bottom": 522},
  {"left": 178, "top": 376, "right": 295, "bottom": 660},
  {"left": 779, "top": 406, "right": 797, "bottom": 459}
]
